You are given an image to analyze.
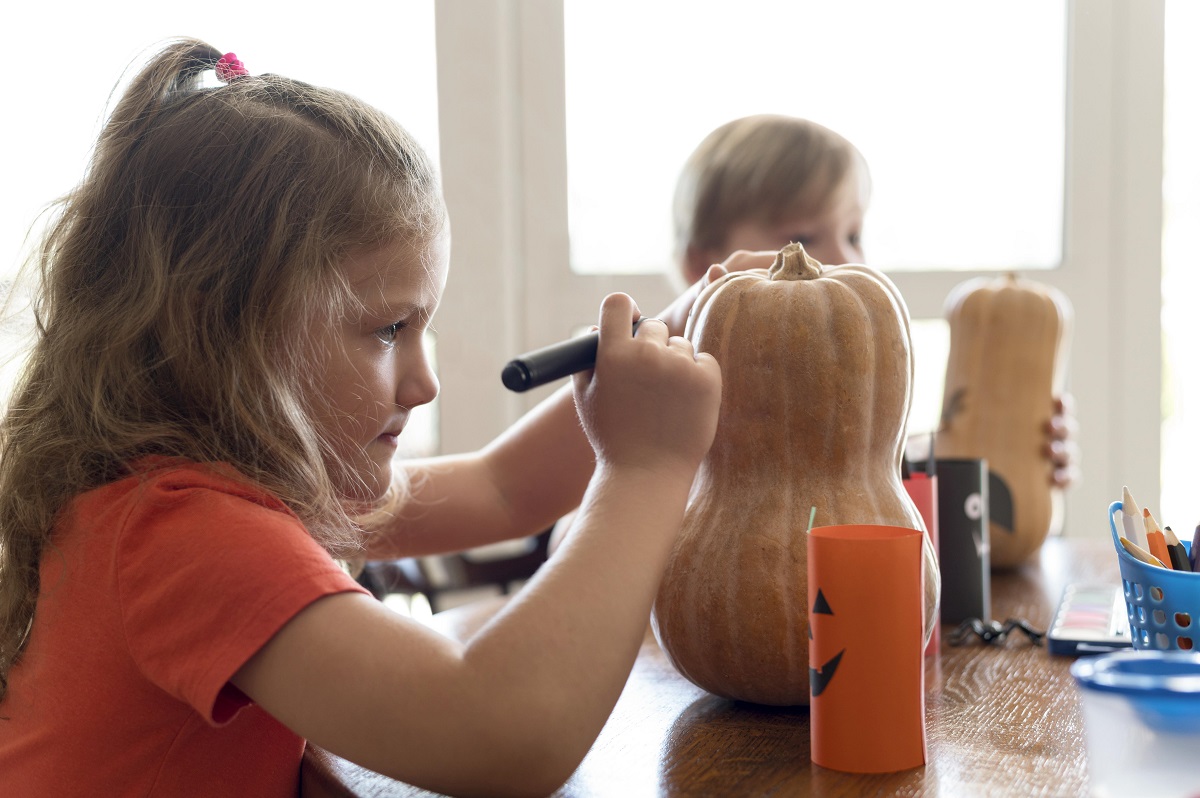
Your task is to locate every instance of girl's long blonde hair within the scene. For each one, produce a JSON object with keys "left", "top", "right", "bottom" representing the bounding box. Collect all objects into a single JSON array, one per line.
[{"left": 0, "top": 38, "right": 446, "bottom": 700}]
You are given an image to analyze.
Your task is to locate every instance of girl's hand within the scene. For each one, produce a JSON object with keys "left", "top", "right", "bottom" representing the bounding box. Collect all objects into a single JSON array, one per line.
[
  {"left": 573, "top": 293, "right": 721, "bottom": 477},
  {"left": 656, "top": 249, "right": 777, "bottom": 337},
  {"left": 1045, "top": 394, "right": 1080, "bottom": 488}
]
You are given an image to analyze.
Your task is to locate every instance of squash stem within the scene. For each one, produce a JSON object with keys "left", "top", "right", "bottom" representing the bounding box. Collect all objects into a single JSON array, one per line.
[{"left": 768, "top": 242, "right": 822, "bottom": 281}]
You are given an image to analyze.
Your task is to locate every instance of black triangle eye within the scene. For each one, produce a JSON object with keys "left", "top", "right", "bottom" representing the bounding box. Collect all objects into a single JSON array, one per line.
[{"left": 812, "top": 589, "right": 834, "bottom": 615}]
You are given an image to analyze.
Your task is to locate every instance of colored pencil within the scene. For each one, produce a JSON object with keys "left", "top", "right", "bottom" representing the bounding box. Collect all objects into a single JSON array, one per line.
[
  {"left": 1191, "top": 525, "right": 1200, "bottom": 571},
  {"left": 1120, "top": 536, "right": 1168, "bottom": 568},
  {"left": 1122, "top": 487, "right": 1143, "bottom": 548},
  {"left": 1163, "top": 525, "right": 1192, "bottom": 572},
  {"left": 1144, "top": 509, "right": 1173, "bottom": 569}
]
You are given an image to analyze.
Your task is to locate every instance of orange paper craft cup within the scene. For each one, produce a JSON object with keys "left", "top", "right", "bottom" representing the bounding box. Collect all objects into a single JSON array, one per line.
[{"left": 808, "top": 524, "right": 927, "bottom": 773}]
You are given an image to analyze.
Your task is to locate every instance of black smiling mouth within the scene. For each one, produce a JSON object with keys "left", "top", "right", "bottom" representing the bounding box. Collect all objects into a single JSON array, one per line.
[{"left": 810, "top": 649, "right": 844, "bottom": 698}]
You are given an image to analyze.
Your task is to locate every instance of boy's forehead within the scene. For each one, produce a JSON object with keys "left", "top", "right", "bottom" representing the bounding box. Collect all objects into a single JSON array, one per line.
[{"left": 780, "top": 171, "right": 866, "bottom": 221}]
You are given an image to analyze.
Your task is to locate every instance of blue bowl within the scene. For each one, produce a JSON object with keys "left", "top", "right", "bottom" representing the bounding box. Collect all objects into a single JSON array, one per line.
[{"left": 1072, "top": 650, "right": 1200, "bottom": 734}]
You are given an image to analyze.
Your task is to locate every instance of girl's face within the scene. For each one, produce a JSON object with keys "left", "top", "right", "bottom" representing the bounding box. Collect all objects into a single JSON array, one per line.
[{"left": 310, "top": 234, "right": 448, "bottom": 503}]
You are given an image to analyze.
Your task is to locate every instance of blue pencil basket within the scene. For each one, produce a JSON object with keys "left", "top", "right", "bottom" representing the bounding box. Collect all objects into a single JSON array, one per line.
[{"left": 1110, "top": 500, "right": 1199, "bottom": 651}]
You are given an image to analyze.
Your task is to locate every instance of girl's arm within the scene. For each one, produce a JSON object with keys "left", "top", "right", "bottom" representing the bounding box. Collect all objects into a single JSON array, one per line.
[
  {"left": 366, "top": 254, "right": 772, "bottom": 560},
  {"left": 233, "top": 293, "right": 721, "bottom": 797},
  {"left": 364, "top": 383, "right": 594, "bottom": 559}
]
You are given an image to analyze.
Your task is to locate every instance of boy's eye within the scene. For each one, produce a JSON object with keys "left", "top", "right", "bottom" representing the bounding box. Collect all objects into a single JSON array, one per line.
[{"left": 375, "top": 322, "right": 405, "bottom": 345}]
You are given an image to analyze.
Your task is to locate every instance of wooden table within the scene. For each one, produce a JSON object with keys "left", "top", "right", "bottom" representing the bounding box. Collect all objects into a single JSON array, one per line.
[{"left": 302, "top": 536, "right": 1119, "bottom": 797}]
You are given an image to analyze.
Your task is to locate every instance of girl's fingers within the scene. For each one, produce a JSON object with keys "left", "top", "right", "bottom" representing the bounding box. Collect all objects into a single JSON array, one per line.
[
  {"left": 665, "top": 336, "right": 698, "bottom": 359},
  {"left": 1045, "top": 415, "right": 1077, "bottom": 441},
  {"left": 633, "top": 317, "right": 669, "bottom": 344},
  {"left": 720, "top": 249, "right": 777, "bottom": 274},
  {"left": 1045, "top": 394, "right": 1078, "bottom": 441},
  {"left": 598, "top": 293, "right": 639, "bottom": 340},
  {"left": 703, "top": 263, "right": 728, "bottom": 284},
  {"left": 1052, "top": 465, "right": 1080, "bottom": 489}
]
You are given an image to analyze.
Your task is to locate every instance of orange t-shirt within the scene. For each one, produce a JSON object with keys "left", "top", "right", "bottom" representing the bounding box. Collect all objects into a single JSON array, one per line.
[{"left": 0, "top": 459, "right": 369, "bottom": 797}]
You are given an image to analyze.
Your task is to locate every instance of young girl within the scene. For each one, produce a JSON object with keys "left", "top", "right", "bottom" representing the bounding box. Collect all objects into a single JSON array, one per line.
[
  {"left": 671, "top": 114, "right": 1078, "bottom": 485},
  {"left": 0, "top": 39, "right": 754, "bottom": 797}
]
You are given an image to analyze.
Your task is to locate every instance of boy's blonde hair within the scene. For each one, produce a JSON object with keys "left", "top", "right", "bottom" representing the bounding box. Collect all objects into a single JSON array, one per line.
[
  {"left": 672, "top": 114, "right": 868, "bottom": 270},
  {"left": 0, "top": 38, "right": 447, "bottom": 699}
]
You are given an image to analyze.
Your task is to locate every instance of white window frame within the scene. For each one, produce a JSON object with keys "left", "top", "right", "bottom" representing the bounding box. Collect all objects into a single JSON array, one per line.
[{"left": 433, "top": 0, "right": 1164, "bottom": 541}]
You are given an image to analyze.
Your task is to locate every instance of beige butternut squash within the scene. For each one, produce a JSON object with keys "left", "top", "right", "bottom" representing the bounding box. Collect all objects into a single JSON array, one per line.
[
  {"left": 936, "top": 273, "right": 1073, "bottom": 568},
  {"left": 651, "top": 243, "right": 939, "bottom": 707}
]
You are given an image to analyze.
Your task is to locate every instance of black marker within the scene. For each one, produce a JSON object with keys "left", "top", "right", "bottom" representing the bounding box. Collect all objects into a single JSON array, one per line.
[{"left": 501, "top": 319, "right": 646, "bottom": 392}]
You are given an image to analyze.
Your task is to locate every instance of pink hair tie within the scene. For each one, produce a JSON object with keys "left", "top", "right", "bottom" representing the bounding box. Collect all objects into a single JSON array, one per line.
[{"left": 215, "top": 52, "right": 249, "bottom": 83}]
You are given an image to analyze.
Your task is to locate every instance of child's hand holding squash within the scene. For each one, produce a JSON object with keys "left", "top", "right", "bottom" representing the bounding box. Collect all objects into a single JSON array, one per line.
[{"left": 655, "top": 250, "right": 777, "bottom": 338}]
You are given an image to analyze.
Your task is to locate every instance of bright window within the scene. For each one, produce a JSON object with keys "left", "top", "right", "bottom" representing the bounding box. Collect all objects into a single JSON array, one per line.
[
  {"left": 0, "top": 5, "right": 442, "bottom": 454},
  {"left": 2, "top": 4, "right": 439, "bottom": 279},
  {"left": 564, "top": 0, "right": 1066, "bottom": 275},
  {"left": 1160, "top": 0, "right": 1199, "bottom": 525}
]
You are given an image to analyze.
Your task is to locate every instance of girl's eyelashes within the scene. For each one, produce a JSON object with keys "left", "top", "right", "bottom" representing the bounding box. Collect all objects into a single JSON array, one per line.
[
  {"left": 375, "top": 321, "right": 407, "bottom": 346},
  {"left": 373, "top": 308, "right": 435, "bottom": 347}
]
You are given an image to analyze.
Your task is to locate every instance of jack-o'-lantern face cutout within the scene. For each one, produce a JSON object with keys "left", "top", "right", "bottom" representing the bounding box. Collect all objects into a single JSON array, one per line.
[{"left": 809, "top": 588, "right": 846, "bottom": 698}]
